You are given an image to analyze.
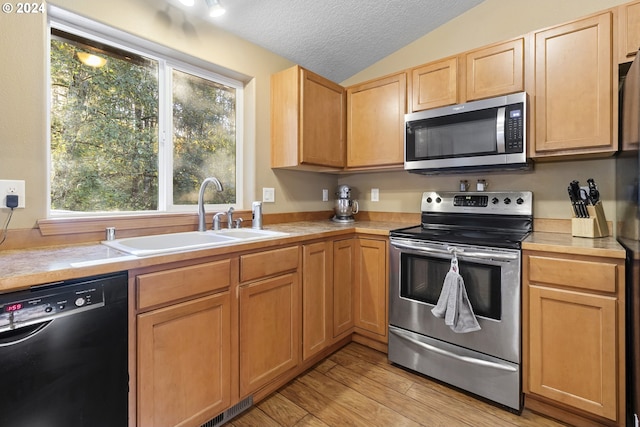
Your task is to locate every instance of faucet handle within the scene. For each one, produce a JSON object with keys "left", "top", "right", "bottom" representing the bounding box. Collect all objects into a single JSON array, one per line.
[
  {"left": 212, "top": 212, "right": 225, "bottom": 230},
  {"left": 234, "top": 218, "right": 243, "bottom": 229}
]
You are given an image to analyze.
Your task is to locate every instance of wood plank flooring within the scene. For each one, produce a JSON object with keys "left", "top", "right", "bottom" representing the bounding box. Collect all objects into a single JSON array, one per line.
[{"left": 224, "top": 342, "right": 567, "bottom": 427}]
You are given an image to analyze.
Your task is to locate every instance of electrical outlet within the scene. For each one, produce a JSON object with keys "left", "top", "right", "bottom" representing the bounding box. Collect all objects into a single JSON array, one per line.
[
  {"left": 322, "top": 189, "right": 328, "bottom": 201},
  {"left": 0, "top": 180, "right": 25, "bottom": 208},
  {"left": 262, "top": 187, "right": 275, "bottom": 203},
  {"left": 371, "top": 188, "right": 379, "bottom": 202}
]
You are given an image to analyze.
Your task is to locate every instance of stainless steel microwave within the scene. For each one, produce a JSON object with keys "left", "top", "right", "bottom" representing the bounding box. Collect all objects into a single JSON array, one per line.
[{"left": 404, "top": 92, "right": 528, "bottom": 174}]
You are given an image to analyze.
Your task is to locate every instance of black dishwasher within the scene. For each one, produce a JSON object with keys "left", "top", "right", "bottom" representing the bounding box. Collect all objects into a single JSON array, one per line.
[{"left": 0, "top": 271, "right": 128, "bottom": 427}]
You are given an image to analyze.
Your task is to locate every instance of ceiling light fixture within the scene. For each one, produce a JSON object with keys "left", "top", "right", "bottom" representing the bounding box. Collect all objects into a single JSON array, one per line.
[
  {"left": 205, "top": 0, "right": 226, "bottom": 17},
  {"left": 76, "top": 52, "right": 107, "bottom": 68},
  {"left": 178, "top": 0, "right": 195, "bottom": 6}
]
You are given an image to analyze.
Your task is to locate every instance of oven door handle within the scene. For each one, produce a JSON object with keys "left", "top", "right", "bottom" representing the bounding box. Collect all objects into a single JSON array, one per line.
[
  {"left": 390, "top": 241, "right": 518, "bottom": 261},
  {"left": 390, "top": 328, "right": 517, "bottom": 372}
]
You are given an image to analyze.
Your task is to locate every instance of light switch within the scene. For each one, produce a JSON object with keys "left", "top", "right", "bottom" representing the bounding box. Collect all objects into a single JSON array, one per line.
[{"left": 263, "top": 187, "right": 275, "bottom": 203}]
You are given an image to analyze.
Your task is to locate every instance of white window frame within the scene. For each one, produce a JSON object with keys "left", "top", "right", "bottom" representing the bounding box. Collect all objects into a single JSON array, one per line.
[{"left": 47, "top": 5, "right": 244, "bottom": 218}]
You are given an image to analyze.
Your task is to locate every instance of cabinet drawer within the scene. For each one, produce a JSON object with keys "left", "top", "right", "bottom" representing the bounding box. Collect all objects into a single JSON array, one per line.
[
  {"left": 137, "top": 260, "right": 231, "bottom": 310},
  {"left": 528, "top": 255, "right": 617, "bottom": 293},
  {"left": 240, "top": 246, "right": 299, "bottom": 282}
]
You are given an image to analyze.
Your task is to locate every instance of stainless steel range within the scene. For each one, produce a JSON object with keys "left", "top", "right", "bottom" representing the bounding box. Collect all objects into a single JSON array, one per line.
[{"left": 388, "top": 191, "right": 532, "bottom": 412}]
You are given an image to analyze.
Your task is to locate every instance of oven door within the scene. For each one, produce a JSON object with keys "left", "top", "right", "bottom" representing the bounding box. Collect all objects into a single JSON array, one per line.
[{"left": 389, "top": 237, "right": 521, "bottom": 364}]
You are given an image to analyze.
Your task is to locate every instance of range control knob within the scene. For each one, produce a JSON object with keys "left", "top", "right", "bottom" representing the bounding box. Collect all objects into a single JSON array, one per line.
[
  {"left": 435, "top": 197, "right": 442, "bottom": 203},
  {"left": 503, "top": 197, "right": 512, "bottom": 205},
  {"left": 426, "top": 197, "right": 432, "bottom": 203},
  {"left": 491, "top": 197, "right": 499, "bottom": 205},
  {"left": 516, "top": 197, "right": 524, "bottom": 205},
  {"left": 75, "top": 297, "right": 86, "bottom": 307}
]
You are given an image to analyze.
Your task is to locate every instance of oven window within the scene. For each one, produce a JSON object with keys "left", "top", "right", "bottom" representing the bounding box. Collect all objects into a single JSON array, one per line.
[{"left": 400, "top": 253, "right": 502, "bottom": 320}]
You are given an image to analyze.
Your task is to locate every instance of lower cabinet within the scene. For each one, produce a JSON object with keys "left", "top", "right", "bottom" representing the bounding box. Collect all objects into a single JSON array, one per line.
[
  {"left": 524, "top": 250, "right": 625, "bottom": 426},
  {"left": 354, "top": 237, "right": 388, "bottom": 339},
  {"left": 238, "top": 246, "right": 300, "bottom": 397},
  {"left": 302, "top": 241, "right": 333, "bottom": 361},
  {"left": 138, "top": 293, "right": 231, "bottom": 427},
  {"left": 333, "top": 238, "right": 355, "bottom": 337}
]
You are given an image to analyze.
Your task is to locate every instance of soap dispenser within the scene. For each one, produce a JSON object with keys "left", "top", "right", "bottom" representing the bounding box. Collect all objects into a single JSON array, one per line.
[{"left": 252, "top": 201, "right": 263, "bottom": 229}]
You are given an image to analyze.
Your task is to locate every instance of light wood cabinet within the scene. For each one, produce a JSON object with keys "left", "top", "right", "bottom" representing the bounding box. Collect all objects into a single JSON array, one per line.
[
  {"left": 618, "top": 0, "right": 640, "bottom": 63},
  {"left": 410, "top": 38, "right": 524, "bottom": 112},
  {"left": 333, "top": 238, "right": 355, "bottom": 338},
  {"left": 136, "top": 260, "right": 232, "bottom": 427},
  {"left": 238, "top": 246, "right": 300, "bottom": 397},
  {"left": 271, "top": 65, "right": 345, "bottom": 170},
  {"left": 410, "top": 57, "right": 458, "bottom": 111},
  {"left": 354, "top": 237, "right": 388, "bottom": 339},
  {"left": 346, "top": 72, "right": 406, "bottom": 169},
  {"left": 531, "top": 12, "right": 615, "bottom": 158},
  {"left": 465, "top": 38, "right": 524, "bottom": 101},
  {"left": 302, "top": 241, "right": 333, "bottom": 361},
  {"left": 523, "top": 250, "right": 625, "bottom": 426}
]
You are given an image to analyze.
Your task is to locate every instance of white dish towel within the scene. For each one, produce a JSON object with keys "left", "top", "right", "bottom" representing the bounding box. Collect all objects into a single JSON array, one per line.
[{"left": 431, "top": 253, "right": 481, "bottom": 333}]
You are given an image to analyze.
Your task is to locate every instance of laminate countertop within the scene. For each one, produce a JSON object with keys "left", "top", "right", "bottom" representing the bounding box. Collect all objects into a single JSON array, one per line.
[
  {"left": 0, "top": 220, "right": 409, "bottom": 293},
  {"left": 0, "top": 221, "right": 628, "bottom": 293}
]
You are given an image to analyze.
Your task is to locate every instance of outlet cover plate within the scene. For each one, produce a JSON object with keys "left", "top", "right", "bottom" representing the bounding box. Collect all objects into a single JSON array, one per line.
[
  {"left": 0, "top": 179, "right": 25, "bottom": 208},
  {"left": 371, "top": 188, "right": 379, "bottom": 202}
]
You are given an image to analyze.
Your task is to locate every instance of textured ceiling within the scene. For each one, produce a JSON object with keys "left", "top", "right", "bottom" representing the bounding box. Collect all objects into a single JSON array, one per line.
[{"left": 165, "top": 0, "right": 485, "bottom": 83}]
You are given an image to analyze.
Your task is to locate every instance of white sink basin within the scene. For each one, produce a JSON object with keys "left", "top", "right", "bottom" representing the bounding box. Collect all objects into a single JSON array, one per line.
[{"left": 102, "top": 229, "right": 288, "bottom": 256}]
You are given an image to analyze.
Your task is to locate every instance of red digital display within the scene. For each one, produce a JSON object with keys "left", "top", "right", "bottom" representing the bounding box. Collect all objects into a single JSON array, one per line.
[{"left": 4, "top": 303, "right": 23, "bottom": 312}]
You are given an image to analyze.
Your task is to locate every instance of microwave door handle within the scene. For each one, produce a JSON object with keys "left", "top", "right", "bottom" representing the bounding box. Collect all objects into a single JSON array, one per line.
[{"left": 496, "top": 106, "right": 506, "bottom": 153}]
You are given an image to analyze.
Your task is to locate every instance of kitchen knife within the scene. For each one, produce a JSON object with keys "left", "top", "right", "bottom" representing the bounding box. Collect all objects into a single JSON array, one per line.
[
  {"left": 567, "top": 185, "right": 582, "bottom": 218},
  {"left": 570, "top": 180, "right": 589, "bottom": 218},
  {"left": 587, "top": 178, "right": 600, "bottom": 205}
]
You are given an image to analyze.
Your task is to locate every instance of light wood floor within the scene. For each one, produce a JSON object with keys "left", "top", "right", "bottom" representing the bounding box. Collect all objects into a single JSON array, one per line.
[{"left": 224, "top": 342, "right": 567, "bottom": 427}]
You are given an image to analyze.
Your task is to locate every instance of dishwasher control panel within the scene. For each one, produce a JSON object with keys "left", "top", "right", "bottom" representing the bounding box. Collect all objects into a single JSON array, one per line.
[{"left": 0, "top": 282, "right": 105, "bottom": 332}]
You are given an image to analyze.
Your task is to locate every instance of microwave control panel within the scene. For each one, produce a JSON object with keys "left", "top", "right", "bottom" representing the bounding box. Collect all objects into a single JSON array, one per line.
[{"left": 505, "top": 103, "right": 524, "bottom": 153}]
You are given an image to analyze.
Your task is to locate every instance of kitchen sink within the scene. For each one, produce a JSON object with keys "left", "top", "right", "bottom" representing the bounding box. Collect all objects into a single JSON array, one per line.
[{"left": 101, "top": 229, "right": 288, "bottom": 256}]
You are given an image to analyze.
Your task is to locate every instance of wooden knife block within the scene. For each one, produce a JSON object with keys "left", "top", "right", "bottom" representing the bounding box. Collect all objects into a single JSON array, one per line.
[{"left": 571, "top": 202, "right": 608, "bottom": 238}]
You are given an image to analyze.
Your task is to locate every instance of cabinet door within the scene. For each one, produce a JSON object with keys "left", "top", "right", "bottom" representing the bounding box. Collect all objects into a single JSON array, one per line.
[
  {"left": 533, "top": 13, "right": 614, "bottom": 156},
  {"left": 347, "top": 73, "right": 406, "bottom": 168},
  {"left": 619, "top": 1, "right": 640, "bottom": 63},
  {"left": 271, "top": 65, "right": 345, "bottom": 169},
  {"left": 239, "top": 273, "right": 300, "bottom": 397},
  {"left": 354, "top": 238, "right": 387, "bottom": 337},
  {"left": 410, "top": 57, "right": 458, "bottom": 111},
  {"left": 138, "top": 292, "right": 231, "bottom": 427},
  {"left": 302, "top": 241, "right": 332, "bottom": 361},
  {"left": 528, "top": 285, "right": 617, "bottom": 421},
  {"left": 465, "top": 38, "right": 524, "bottom": 101},
  {"left": 333, "top": 238, "right": 355, "bottom": 337},
  {"left": 300, "top": 69, "right": 346, "bottom": 167}
]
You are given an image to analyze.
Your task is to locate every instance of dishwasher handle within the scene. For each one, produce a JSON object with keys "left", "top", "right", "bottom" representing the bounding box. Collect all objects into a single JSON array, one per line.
[{"left": 0, "top": 320, "right": 51, "bottom": 346}]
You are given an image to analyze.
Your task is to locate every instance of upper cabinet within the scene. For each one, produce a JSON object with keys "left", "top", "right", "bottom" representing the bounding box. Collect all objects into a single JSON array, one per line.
[
  {"left": 619, "top": 0, "right": 640, "bottom": 63},
  {"left": 346, "top": 72, "right": 407, "bottom": 169},
  {"left": 464, "top": 38, "right": 524, "bottom": 102},
  {"left": 271, "top": 65, "right": 346, "bottom": 170},
  {"left": 410, "top": 57, "right": 458, "bottom": 111},
  {"left": 409, "top": 38, "right": 525, "bottom": 112},
  {"left": 531, "top": 12, "right": 615, "bottom": 159}
]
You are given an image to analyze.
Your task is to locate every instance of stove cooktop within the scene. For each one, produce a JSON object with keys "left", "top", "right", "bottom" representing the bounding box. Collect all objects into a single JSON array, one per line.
[{"left": 390, "top": 191, "right": 533, "bottom": 249}]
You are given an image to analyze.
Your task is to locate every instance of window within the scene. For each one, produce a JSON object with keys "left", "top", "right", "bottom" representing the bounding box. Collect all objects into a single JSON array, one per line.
[{"left": 48, "top": 18, "right": 242, "bottom": 216}]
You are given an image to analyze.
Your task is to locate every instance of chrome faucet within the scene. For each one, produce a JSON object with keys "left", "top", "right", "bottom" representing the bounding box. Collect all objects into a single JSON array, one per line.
[
  {"left": 226, "top": 206, "right": 234, "bottom": 229},
  {"left": 197, "top": 177, "right": 223, "bottom": 232}
]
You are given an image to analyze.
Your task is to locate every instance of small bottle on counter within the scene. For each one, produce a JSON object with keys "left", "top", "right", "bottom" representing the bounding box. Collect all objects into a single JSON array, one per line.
[
  {"left": 252, "top": 201, "right": 263, "bottom": 229},
  {"left": 476, "top": 179, "right": 488, "bottom": 192}
]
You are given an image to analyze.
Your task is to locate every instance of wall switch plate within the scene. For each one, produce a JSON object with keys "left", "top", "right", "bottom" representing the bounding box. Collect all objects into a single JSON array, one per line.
[
  {"left": 371, "top": 188, "right": 379, "bottom": 202},
  {"left": 322, "top": 189, "right": 328, "bottom": 201},
  {"left": 262, "top": 187, "right": 275, "bottom": 203},
  {"left": 0, "top": 179, "right": 25, "bottom": 208}
]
